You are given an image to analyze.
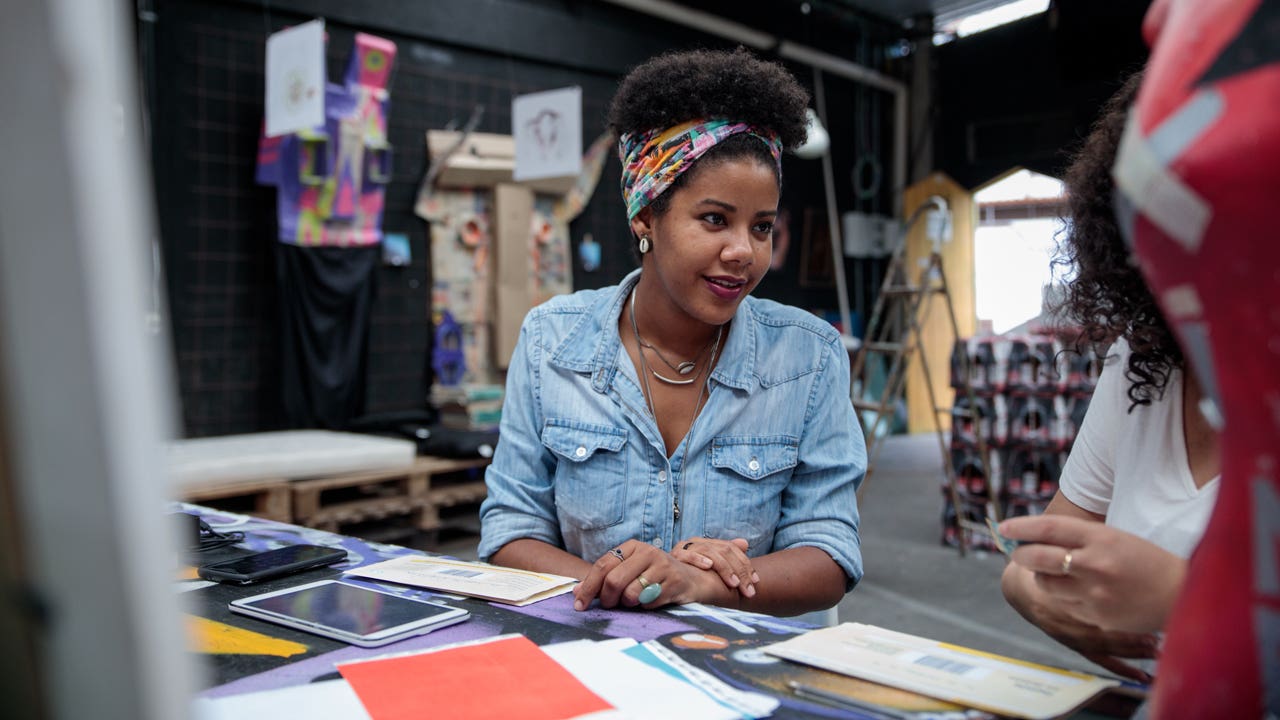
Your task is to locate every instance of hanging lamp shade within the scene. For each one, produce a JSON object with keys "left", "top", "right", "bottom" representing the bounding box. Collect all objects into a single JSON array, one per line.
[{"left": 793, "top": 107, "right": 830, "bottom": 159}]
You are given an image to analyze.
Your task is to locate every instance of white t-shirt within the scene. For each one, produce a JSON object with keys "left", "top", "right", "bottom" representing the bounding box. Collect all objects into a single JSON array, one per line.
[{"left": 1059, "top": 339, "right": 1219, "bottom": 559}]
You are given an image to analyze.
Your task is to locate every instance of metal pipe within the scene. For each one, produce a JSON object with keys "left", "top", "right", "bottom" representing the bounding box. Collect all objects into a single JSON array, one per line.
[
  {"left": 814, "top": 69, "right": 856, "bottom": 349},
  {"left": 600, "top": 0, "right": 776, "bottom": 49},
  {"left": 892, "top": 89, "right": 908, "bottom": 217},
  {"left": 775, "top": 40, "right": 901, "bottom": 94}
]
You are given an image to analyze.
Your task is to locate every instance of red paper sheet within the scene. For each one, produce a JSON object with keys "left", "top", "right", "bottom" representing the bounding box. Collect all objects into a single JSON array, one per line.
[{"left": 338, "top": 635, "right": 614, "bottom": 720}]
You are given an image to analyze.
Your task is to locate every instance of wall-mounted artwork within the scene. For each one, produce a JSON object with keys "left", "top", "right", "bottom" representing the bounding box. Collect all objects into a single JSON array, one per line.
[
  {"left": 257, "top": 32, "right": 397, "bottom": 247},
  {"left": 263, "top": 19, "right": 325, "bottom": 138},
  {"left": 415, "top": 131, "right": 610, "bottom": 391},
  {"left": 512, "top": 86, "right": 582, "bottom": 184}
]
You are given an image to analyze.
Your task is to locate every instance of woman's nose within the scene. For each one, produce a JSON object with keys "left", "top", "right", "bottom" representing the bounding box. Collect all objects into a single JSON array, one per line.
[{"left": 721, "top": 226, "right": 754, "bottom": 264}]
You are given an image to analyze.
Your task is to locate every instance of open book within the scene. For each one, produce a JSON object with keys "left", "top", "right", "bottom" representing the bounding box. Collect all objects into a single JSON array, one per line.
[{"left": 345, "top": 555, "right": 576, "bottom": 606}]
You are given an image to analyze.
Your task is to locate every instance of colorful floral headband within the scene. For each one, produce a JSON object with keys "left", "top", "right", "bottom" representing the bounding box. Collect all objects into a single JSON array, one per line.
[{"left": 618, "top": 118, "right": 783, "bottom": 219}]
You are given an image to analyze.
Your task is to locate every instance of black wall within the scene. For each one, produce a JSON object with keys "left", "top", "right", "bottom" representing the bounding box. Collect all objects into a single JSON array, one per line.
[
  {"left": 146, "top": 0, "right": 902, "bottom": 437},
  {"left": 935, "top": 0, "right": 1151, "bottom": 189}
]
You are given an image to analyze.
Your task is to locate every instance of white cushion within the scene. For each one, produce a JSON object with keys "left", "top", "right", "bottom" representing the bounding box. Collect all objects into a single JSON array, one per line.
[{"left": 168, "top": 430, "right": 415, "bottom": 486}]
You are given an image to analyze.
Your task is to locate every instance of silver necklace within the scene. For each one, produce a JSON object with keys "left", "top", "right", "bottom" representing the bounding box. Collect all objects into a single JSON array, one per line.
[
  {"left": 631, "top": 293, "right": 720, "bottom": 521},
  {"left": 629, "top": 287, "right": 722, "bottom": 385}
]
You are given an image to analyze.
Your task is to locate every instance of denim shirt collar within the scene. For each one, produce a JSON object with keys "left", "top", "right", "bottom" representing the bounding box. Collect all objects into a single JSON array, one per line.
[{"left": 547, "top": 268, "right": 757, "bottom": 393}]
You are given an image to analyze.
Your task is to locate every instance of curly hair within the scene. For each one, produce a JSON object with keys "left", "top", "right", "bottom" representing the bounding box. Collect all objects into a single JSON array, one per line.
[
  {"left": 1054, "top": 69, "right": 1184, "bottom": 410},
  {"left": 607, "top": 47, "right": 810, "bottom": 221}
]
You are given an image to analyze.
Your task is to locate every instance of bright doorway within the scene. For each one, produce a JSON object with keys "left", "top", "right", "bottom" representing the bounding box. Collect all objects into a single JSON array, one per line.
[{"left": 973, "top": 169, "right": 1066, "bottom": 335}]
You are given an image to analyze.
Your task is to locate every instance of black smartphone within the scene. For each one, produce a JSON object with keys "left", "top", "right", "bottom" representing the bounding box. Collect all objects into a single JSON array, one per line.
[{"left": 197, "top": 544, "right": 348, "bottom": 585}]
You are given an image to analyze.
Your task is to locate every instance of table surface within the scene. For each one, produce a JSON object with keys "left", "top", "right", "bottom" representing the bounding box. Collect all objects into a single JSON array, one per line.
[
  {"left": 180, "top": 504, "right": 931, "bottom": 719},
  {"left": 180, "top": 504, "right": 1134, "bottom": 720}
]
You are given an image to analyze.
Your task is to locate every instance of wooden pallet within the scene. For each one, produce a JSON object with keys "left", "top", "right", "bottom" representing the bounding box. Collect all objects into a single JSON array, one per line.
[
  {"left": 290, "top": 456, "right": 491, "bottom": 533},
  {"left": 179, "top": 475, "right": 292, "bottom": 523}
]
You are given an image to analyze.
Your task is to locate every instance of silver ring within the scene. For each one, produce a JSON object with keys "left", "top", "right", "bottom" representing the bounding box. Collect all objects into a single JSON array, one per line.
[
  {"left": 610, "top": 547, "right": 625, "bottom": 562},
  {"left": 1061, "top": 551, "right": 1074, "bottom": 576}
]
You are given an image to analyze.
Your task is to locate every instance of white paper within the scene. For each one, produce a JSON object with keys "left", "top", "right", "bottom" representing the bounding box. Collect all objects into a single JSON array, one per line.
[
  {"left": 542, "top": 639, "right": 742, "bottom": 720},
  {"left": 344, "top": 555, "right": 576, "bottom": 605},
  {"left": 174, "top": 579, "right": 216, "bottom": 593},
  {"left": 512, "top": 86, "right": 582, "bottom": 181},
  {"left": 191, "top": 680, "right": 370, "bottom": 720},
  {"left": 763, "top": 623, "right": 1119, "bottom": 720},
  {"left": 265, "top": 19, "right": 325, "bottom": 138}
]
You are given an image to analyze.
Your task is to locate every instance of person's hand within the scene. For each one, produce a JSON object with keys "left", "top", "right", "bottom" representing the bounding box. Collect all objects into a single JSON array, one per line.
[
  {"left": 670, "top": 537, "right": 758, "bottom": 599},
  {"left": 1002, "top": 562, "right": 1158, "bottom": 683},
  {"left": 572, "top": 539, "right": 723, "bottom": 611},
  {"left": 1000, "top": 514, "right": 1187, "bottom": 634}
]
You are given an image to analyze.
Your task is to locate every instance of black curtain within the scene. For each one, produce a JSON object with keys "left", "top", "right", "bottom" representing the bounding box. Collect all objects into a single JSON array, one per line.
[{"left": 276, "top": 243, "right": 380, "bottom": 428}]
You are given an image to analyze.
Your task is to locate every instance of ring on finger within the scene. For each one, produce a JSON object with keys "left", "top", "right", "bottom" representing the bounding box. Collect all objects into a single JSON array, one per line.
[
  {"left": 610, "top": 547, "right": 625, "bottom": 562},
  {"left": 1061, "top": 551, "right": 1074, "bottom": 576},
  {"left": 636, "top": 575, "right": 662, "bottom": 604},
  {"left": 682, "top": 541, "right": 694, "bottom": 550}
]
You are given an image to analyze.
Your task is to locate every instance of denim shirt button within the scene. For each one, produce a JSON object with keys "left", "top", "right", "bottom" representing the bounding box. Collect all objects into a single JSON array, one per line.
[
  {"left": 658, "top": 470, "right": 667, "bottom": 483},
  {"left": 748, "top": 458, "right": 760, "bottom": 472},
  {"left": 575, "top": 446, "right": 587, "bottom": 458},
  {"left": 651, "top": 537, "right": 662, "bottom": 546}
]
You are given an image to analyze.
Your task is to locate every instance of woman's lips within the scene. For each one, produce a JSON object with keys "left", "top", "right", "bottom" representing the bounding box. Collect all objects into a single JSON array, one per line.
[{"left": 704, "top": 275, "right": 746, "bottom": 300}]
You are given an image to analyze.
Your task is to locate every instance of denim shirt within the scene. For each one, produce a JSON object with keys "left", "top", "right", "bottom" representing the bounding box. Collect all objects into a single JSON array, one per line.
[{"left": 478, "top": 270, "right": 865, "bottom": 588}]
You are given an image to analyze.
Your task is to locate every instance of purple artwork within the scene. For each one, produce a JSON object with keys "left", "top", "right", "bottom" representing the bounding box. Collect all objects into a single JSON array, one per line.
[
  {"left": 257, "top": 33, "right": 397, "bottom": 246},
  {"left": 500, "top": 593, "right": 697, "bottom": 641}
]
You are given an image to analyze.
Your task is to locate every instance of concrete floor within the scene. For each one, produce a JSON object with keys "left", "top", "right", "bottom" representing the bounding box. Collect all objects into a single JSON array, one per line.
[{"left": 426, "top": 433, "right": 1106, "bottom": 678}]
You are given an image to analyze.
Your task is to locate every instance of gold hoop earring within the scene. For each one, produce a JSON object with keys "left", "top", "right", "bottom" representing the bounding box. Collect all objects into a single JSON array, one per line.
[{"left": 638, "top": 235, "right": 652, "bottom": 254}]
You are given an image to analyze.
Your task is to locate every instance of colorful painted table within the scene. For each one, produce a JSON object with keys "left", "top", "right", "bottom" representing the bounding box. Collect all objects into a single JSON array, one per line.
[{"left": 179, "top": 504, "right": 969, "bottom": 719}]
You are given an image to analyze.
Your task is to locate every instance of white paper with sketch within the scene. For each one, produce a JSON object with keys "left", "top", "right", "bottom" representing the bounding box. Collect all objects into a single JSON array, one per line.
[
  {"left": 264, "top": 19, "right": 325, "bottom": 137},
  {"left": 345, "top": 555, "right": 576, "bottom": 605},
  {"left": 512, "top": 86, "right": 582, "bottom": 181},
  {"left": 763, "top": 622, "right": 1119, "bottom": 720}
]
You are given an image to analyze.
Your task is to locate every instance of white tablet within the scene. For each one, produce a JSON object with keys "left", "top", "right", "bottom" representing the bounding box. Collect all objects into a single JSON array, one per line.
[{"left": 229, "top": 579, "right": 469, "bottom": 647}]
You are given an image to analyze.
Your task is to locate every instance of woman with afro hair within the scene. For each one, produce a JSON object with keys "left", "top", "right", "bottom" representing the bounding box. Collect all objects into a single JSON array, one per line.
[
  {"left": 478, "top": 47, "right": 864, "bottom": 616},
  {"left": 999, "top": 71, "right": 1220, "bottom": 682}
]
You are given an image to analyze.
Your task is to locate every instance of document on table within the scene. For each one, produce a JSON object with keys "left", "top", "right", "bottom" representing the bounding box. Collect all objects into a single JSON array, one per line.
[
  {"left": 543, "top": 638, "right": 764, "bottom": 720},
  {"left": 190, "top": 680, "right": 370, "bottom": 720},
  {"left": 627, "top": 641, "right": 779, "bottom": 719},
  {"left": 344, "top": 555, "right": 576, "bottom": 605},
  {"left": 338, "top": 634, "right": 618, "bottom": 720},
  {"left": 763, "top": 623, "right": 1119, "bottom": 720}
]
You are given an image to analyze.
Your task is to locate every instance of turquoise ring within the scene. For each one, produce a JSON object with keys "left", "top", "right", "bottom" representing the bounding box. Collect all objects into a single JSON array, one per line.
[{"left": 637, "top": 576, "right": 662, "bottom": 604}]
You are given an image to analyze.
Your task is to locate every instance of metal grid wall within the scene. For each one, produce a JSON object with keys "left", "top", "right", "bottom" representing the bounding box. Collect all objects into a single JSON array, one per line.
[{"left": 152, "top": 0, "right": 627, "bottom": 437}]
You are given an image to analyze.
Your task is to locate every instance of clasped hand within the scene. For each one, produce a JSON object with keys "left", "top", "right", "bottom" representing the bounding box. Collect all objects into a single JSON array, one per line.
[{"left": 572, "top": 537, "right": 759, "bottom": 611}]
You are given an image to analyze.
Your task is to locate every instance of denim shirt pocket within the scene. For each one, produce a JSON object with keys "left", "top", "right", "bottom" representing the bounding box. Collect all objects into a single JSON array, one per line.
[
  {"left": 706, "top": 435, "right": 799, "bottom": 553},
  {"left": 542, "top": 418, "right": 629, "bottom": 531}
]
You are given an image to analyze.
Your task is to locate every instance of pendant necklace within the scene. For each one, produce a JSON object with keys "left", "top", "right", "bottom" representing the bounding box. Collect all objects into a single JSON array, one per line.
[
  {"left": 629, "top": 286, "right": 722, "bottom": 386},
  {"left": 631, "top": 289, "right": 721, "bottom": 521}
]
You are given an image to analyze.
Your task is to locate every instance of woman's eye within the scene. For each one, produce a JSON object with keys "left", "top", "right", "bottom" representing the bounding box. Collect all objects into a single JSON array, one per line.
[
  {"left": 754, "top": 222, "right": 775, "bottom": 235},
  {"left": 701, "top": 213, "right": 726, "bottom": 226}
]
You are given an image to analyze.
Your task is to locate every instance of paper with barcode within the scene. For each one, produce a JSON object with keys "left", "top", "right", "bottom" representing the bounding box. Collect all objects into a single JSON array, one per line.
[
  {"left": 762, "top": 623, "right": 1119, "bottom": 720},
  {"left": 345, "top": 556, "right": 576, "bottom": 606}
]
